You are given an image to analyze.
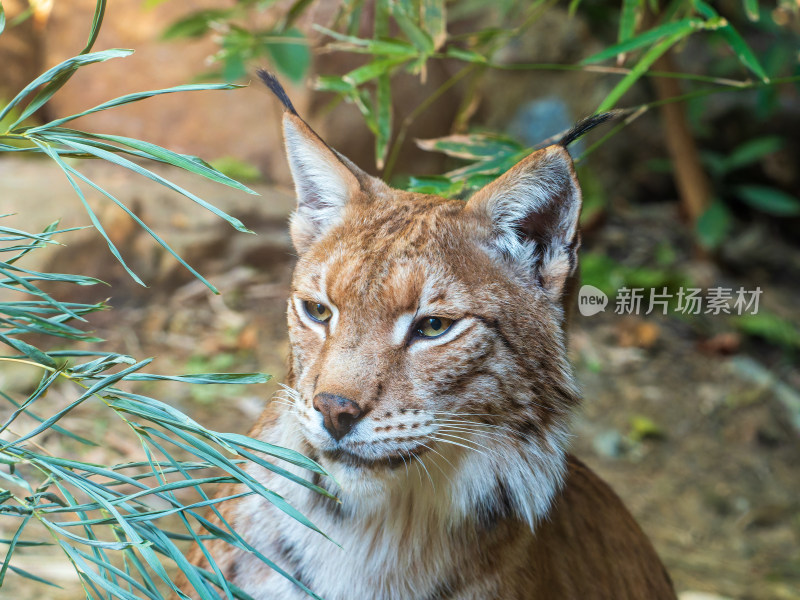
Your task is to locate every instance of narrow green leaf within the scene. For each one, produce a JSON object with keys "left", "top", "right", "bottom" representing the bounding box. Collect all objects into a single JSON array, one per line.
[
  {"left": 31, "top": 139, "right": 146, "bottom": 286},
  {"left": 313, "top": 25, "right": 418, "bottom": 56},
  {"left": 124, "top": 373, "right": 271, "bottom": 385},
  {"left": 444, "top": 46, "right": 487, "bottom": 64},
  {"left": 723, "top": 136, "right": 782, "bottom": 171},
  {"left": 416, "top": 133, "right": 524, "bottom": 161},
  {"left": 735, "top": 185, "right": 800, "bottom": 216},
  {"left": 314, "top": 76, "right": 356, "bottom": 93},
  {"left": 76, "top": 132, "right": 258, "bottom": 194},
  {"left": 7, "top": 565, "right": 62, "bottom": 588},
  {"left": 59, "top": 164, "right": 221, "bottom": 294},
  {"left": 0, "top": 332, "right": 57, "bottom": 367},
  {"left": 743, "top": 0, "right": 759, "bottom": 22},
  {"left": 392, "top": 1, "right": 435, "bottom": 54},
  {"left": 420, "top": 0, "right": 447, "bottom": 51},
  {"left": 693, "top": 0, "right": 768, "bottom": 81},
  {"left": 696, "top": 199, "right": 732, "bottom": 249},
  {"left": 25, "top": 83, "right": 243, "bottom": 133},
  {"left": 0, "top": 2, "right": 6, "bottom": 36},
  {"left": 264, "top": 28, "right": 311, "bottom": 84},
  {"left": 597, "top": 31, "right": 689, "bottom": 112},
  {"left": 0, "top": 49, "right": 133, "bottom": 126},
  {"left": 581, "top": 18, "right": 700, "bottom": 64},
  {"left": 375, "top": 73, "right": 392, "bottom": 169},
  {"left": 81, "top": 0, "right": 107, "bottom": 55},
  {"left": 161, "top": 9, "right": 232, "bottom": 40},
  {"left": 619, "top": 0, "right": 642, "bottom": 44},
  {"left": 49, "top": 136, "right": 252, "bottom": 234},
  {"left": 0, "top": 512, "right": 33, "bottom": 587},
  {"left": 343, "top": 56, "right": 411, "bottom": 86}
]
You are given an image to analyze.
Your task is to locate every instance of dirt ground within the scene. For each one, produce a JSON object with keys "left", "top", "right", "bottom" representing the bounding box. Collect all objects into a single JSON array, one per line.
[{"left": 1, "top": 157, "right": 799, "bottom": 599}]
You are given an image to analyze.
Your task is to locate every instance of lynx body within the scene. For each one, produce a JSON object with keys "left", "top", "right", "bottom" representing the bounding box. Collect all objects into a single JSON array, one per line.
[{"left": 184, "top": 74, "right": 676, "bottom": 600}]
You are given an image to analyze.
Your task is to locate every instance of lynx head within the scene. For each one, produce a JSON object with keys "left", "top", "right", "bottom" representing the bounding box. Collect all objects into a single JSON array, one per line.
[{"left": 261, "top": 71, "right": 592, "bottom": 527}]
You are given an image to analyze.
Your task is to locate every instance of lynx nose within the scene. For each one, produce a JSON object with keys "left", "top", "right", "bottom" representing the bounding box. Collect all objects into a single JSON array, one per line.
[{"left": 312, "top": 393, "right": 363, "bottom": 441}]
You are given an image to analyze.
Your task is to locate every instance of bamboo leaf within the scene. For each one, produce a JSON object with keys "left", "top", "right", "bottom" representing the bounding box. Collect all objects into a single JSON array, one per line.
[
  {"left": 735, "top": 185, "right": 800, "bottom": 216},
  {"left": 47, "top": 135, "right": 252, "bottom": 235},
  {"left": 420, "top": 0, "right": 447, "bottom": 51},
  {"left": 582, "top": 18, "right": 700, "bottom": 64},
  {"left": 343, "top": 56, "right": 411, "bottom": 86},
  {"left": 693, "top": 0, "right": 769, "bottom": 82},
  {"left": 0, "top": 49, "right": 133, "bottom": 126},
  {"left": 597, "top": 31, "right": 689, "bottom": 111},
  {"left": 619, "top": 0, "right": 642, "bottom": 44},
  {"left": 264, "top": 28, "right": 311, "bottom": 84},
  {"left": 375, "top": 73, "right": 392, "bottom": 169},
  {"left": 25, "top": 83, "right": 243, "bottom": 134},
  {"left": 743, "top": 0, "right": 759, "bottom": 22}
]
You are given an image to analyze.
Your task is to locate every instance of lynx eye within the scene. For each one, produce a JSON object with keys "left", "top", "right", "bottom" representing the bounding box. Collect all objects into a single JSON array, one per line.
[
  {"left": 415, "top": 317, "right": 453, "bottom": 338},
  {"left": 303, "top": 300, "right": 332, "bottom": 323}
]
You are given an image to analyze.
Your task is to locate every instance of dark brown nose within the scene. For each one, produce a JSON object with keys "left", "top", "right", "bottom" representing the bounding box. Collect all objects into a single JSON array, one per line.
[{"left": 312, "top": 393, "right": 363, "bottom": 441}]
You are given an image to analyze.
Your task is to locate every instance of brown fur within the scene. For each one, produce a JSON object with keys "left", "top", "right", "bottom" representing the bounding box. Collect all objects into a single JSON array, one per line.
[{"left": 179, "top": 81, "right": 676, "bottom": 600}]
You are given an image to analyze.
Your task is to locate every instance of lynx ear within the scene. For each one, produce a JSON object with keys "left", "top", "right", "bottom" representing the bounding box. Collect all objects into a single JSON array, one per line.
[
  {"left": 282, "top": 114, "right": 365, "bottom": 253},
  {"left": 465, "top": 145, "right": 581, "bottom": 297},
  {"left": 257, "top": 69, "right": 367, "bottom": 253}
]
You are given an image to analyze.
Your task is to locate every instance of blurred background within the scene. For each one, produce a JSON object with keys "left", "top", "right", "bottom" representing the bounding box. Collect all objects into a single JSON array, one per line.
[{"left": 1, "top": 0, "right": 799, "bottom": 599}]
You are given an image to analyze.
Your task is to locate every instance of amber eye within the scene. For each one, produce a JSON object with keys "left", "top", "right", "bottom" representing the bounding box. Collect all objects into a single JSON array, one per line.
[
  {"left": 415, "top": 317, "right": 453, "bottom": 338},
  {"left": 303, "top": 300, "right": 333, "bottom": 323}
]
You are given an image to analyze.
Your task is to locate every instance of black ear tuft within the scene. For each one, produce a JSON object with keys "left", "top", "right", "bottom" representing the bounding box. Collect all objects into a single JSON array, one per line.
[
  {"left": 256, "top": 69, "right": 298, "bottom": 116},
  {"left": 558, "top": 111, "right": 618, "bottom": 147}
]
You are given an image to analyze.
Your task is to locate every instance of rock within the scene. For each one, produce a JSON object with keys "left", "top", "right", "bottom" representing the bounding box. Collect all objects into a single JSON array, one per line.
[{"left": 592, "top": 429, "right": 626, "bottom": 459}]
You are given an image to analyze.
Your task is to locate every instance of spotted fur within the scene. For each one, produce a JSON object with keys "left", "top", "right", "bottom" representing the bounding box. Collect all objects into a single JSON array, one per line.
[{"left": 182, "top": 79, "right": 675, "bottom": 600}]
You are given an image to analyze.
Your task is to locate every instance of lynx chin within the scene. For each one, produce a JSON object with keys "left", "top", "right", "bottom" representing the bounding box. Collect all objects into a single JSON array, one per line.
[{"left": 181, "top": 71, "right": 676, "bottom": 600}]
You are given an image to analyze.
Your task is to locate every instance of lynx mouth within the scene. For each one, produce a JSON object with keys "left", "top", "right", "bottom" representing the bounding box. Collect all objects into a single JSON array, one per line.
[{"left": 322, "top": 446, "right": 430, "bottom": 470}]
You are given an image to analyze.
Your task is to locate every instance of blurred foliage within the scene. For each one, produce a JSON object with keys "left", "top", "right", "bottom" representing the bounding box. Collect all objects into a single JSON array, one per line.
[
  {"left": 0, "top": 1, "right": 328, "bottom": 597},
  {"left": 696, "top": 136, "right": 800, "bottom": 248}
]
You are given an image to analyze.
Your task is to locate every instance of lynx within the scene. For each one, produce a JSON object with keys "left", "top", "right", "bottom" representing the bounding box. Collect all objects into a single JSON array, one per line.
[{"left": 183, "top": 71, "right": 676, "bottom": 599}]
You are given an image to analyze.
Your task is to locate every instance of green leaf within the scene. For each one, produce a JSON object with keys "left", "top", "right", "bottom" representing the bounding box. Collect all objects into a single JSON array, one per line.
[
  {"left": 313, "top": 25, "right": 418, "bottom": 56},
  {"left": 264, "top": 28, "right": 311, "bottom": 84},
  {"left": 26, "top": 83, "right": 243, "bottom": 134},
  {"left": 735, "top": 185, "right": 800, "bottom": 216},
  {"left": 582, "top": 18, "right": 700, "bottom": 65},
  {"left": 420, "top": 0, "right": 447, "bottom": 51},
  {"left": 83, "top": 132, "right": 258, "bottom": 194},
  {"left": 49, "top": 136, "right": 252, "bottom": 234},
  {"left": 693, "top": 0, "right": 769, "bottom": 82},
  {"left": 314, "top": 76, "right": 355, "bottom": 93},
  {"left": 391, "top": 0, "right": 435, "bottom": 54},
  {"left": 0, "top": 49, "right": 133, "bottom": 125},
  {"left": 406, "top": 175, "right": 464, "bottom": 197},
  {"left": 31, "top": 138, "right": 147, "bottom": 286},
  {"left": 444, "top": 46, "right": 487, "bottom": 64},
  {"left": 82, "top": 0, "right": 107, "bottom": 55},
  {"left": 375, "top": 73, "right": 392, "bottom": 169},
  {"left": 0, "top": 332, "right": 58, "bottom": 368},
  {"left": 695, "top": 199, "right": 732, "bottom": 249},
  {"left": 596, "top": 30, "right": 689, "bottom": 111},
  {"left": 619, "top": 0, "right": 643, "bottom": 44},
  {"left": 723, "top": 136, "right": 783, "bottom": 171},
  {"left": 124, "top": 373, "right": 271, "bottom": 385},
  {"left": 161, "top": 9, "right": 233, "bottom": 40},
  {"left": 0, "top": 2, "right": 6, "bottom": 37},
  {"left": 0, "top": 513, "right": 34, "bottom": 588},
  {"left": 416, "top": 133, "right": 524, "bottom": 161},
  {"left": 743, "top": 0, "right": 760, "bottom": 21},
  {"left": 343, "top": 56, "right": 411, "bottom": 86}
]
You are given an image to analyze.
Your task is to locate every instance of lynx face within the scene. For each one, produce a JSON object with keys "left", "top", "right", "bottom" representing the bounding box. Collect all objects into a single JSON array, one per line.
[{"left": 276, "top": 108, "right": 583, "bottom": 526}]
